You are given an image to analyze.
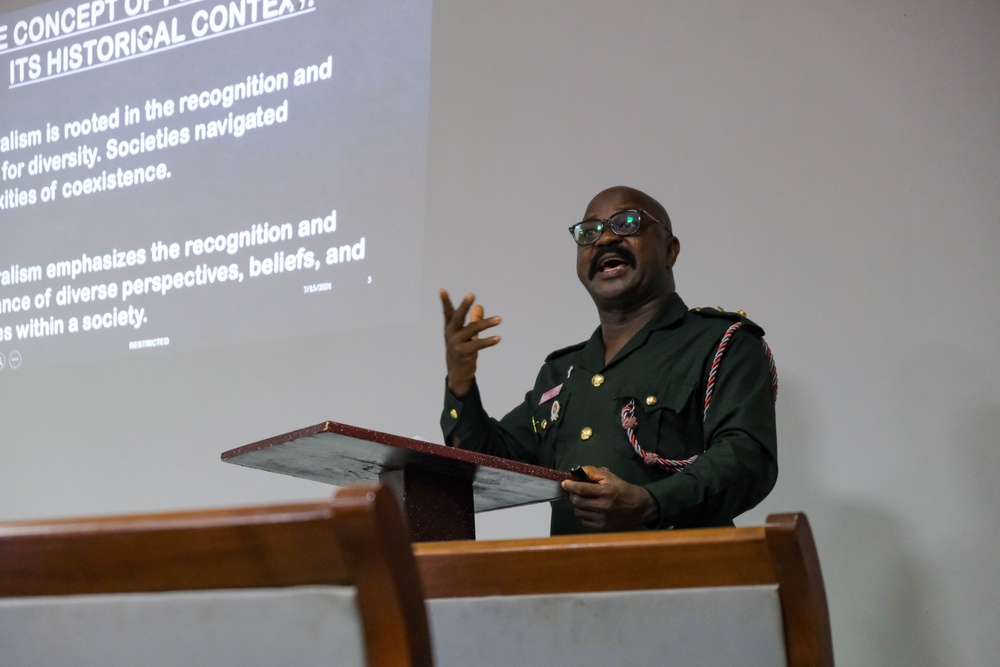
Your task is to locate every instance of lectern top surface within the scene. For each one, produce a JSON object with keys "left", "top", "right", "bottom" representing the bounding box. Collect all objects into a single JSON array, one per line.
[{"left": 222, "top": 421, "right": 570, "bottom": 512}]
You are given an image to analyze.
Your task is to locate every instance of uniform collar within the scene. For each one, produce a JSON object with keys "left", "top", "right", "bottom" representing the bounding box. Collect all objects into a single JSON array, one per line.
[{"left": 577, "top": 292, "right": 688, "bottom": 371}]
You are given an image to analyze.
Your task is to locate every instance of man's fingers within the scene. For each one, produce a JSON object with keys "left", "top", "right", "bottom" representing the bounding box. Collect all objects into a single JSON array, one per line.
[
  {"left": 447, "top": 293, "right": 477, "bottom": 335},
  {"left": 468, "top": 304, "right": 485, "bottom": 340},
  {"left": 570, "top": 491, "right": 608, "bottom": 512},
  {"left": 439, "top": 288, "right": 455, "bottom": 321},
  {"left": 441, "top": 290, "right": 479, "bottom": 334},
  {"left": 574, "top": 510, "right": 608, "bottom": 530},
  {"left": 453, "top": 335, "right": 502, "bottom": 354},
  {"left": 561, "top": 478, "right": 608, "bottom": 498},
  {"left": 454, "top": 292, "right": 476, "bottom": 321},
  {"left": 441, "top": 291, "right": 502, "bottom": 340},
  {"left": 475, "top": 335, "right": 502, "bottom": 349},
  {"left": 461, "top": 315, "right": 501, "bottom": 340}
]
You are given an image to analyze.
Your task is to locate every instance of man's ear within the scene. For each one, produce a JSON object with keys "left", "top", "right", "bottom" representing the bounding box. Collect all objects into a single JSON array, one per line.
[{"left": 665, "top": 236, "right": 680, "bottom": 268}]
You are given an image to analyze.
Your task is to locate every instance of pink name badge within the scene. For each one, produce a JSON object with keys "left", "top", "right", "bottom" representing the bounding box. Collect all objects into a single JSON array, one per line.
[{"left": 539, "top": 383, "right": 563, "bottom": 405}]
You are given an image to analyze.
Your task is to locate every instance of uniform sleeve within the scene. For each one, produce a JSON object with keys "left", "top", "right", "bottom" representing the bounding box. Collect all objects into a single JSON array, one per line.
[
  {"left": 645, "top": 330, "right": 778, "bottom": 528},
  {"left": 440, "top": 378, "right": 542, "bottom": 465}
]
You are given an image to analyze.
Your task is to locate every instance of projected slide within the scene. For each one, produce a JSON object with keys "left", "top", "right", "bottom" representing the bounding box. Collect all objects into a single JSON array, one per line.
[{"left": 0, "top": 0, "right": 432, "bottom": 372}]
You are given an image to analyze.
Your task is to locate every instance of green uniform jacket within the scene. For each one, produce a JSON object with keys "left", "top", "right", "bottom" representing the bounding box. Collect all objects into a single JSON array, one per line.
[{"left": 441, "top": 293, "right": 778, "bottom": 535}]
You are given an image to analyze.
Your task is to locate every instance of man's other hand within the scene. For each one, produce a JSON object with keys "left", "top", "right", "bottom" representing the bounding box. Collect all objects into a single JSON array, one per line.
[
  {"left": 561, "top": 466, "right": 659, "bottom": 531},
  {"left": 440, "top": 289, "right": 502, "bottom": 397}
]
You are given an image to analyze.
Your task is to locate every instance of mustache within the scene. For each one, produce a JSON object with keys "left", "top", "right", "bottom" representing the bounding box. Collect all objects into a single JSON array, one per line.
[{"left": 588, "top": 245, "right": 637, "bottom": 280}]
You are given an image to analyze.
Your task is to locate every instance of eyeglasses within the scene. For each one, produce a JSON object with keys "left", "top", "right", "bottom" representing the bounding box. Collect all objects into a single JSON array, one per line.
[{"left": 567, "top": 209, "right": 669, "bottom": 246}]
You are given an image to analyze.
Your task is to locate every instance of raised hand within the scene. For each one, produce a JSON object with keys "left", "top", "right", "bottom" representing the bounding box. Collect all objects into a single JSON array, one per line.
[{"left": 440, "top": 289, "right": 502, "bottom": 397}]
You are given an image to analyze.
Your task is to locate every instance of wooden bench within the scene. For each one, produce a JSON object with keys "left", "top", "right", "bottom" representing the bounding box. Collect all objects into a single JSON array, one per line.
[
  {"left": 0, "top": 485, "right": 433, "bottom": 667},
  {"left": 414, "top": 513, "right": 833, "bottom": 667},
  {"left": 1, "top": 488, "right": 831, "bottom": 667}
]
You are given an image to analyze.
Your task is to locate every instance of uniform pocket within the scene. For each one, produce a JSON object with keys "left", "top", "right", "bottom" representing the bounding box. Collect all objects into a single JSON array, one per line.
[{"left": 616, "top": 380, "right": 702, "bottom": 463}]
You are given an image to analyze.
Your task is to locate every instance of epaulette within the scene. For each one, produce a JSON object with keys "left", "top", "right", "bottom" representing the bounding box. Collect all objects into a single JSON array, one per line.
[
  {"left": 691, "top": 306, "right": 766, "bottom": 337},
  {"left": 543, "top": 340, "right": 587, "bottom": 362}
]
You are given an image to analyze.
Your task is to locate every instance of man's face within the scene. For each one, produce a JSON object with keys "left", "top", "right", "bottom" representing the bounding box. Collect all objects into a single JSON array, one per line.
[{"left": 575, "top": 188, "right": 679, "bottom": 312}]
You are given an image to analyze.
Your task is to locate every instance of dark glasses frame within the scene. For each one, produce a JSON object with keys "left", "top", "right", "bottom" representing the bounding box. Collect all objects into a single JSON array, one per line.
[{"left": 568, "top": 208, "right": 670, "bottom": 246}]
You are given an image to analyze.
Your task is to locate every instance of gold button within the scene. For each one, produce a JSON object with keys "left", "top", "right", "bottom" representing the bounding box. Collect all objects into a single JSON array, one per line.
[
  {"left": 737, "top": 309, "right": 747, "bottom": 317},
  {"left": 449, "top": 409, "right": 458, "bottom": 419},
  {"left": 591, "top": 374, "right": 605, "bottom": 387},
  {"left": 580, "top": 427, "right": 593, "bottom": 440},
  {"left": 541, "top": 419, "right": 548, "bottom": 430},
  {"left": 645, "top": 395, "right": 657, "bottom": 406}
]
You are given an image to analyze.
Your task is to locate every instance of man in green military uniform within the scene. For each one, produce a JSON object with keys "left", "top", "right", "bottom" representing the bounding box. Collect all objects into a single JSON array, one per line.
[{"left": 440, "top": 186, "right": 777, "bottom": 534}]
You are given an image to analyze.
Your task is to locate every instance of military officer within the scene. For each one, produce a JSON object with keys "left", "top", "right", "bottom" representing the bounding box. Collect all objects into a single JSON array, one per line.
[{"left": 440, "top": 186, "right": 777, "bottom": 534}]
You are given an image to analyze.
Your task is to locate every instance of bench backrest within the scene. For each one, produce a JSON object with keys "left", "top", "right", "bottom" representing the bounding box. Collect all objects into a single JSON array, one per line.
[
  {"left": 0, "top": 485, "right": 433, "bottom": 667},
  {"left": 414, "top": 513, "right": 832, "bottom": 667}
]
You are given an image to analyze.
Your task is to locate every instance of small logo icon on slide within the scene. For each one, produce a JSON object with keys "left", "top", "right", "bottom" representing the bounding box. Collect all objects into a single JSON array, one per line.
[
  {"left": 0, "top": 352, "right": 5, "bottom": 370},
  {"left": 8, "top": 351, "right": 21, "bottom": 369}
]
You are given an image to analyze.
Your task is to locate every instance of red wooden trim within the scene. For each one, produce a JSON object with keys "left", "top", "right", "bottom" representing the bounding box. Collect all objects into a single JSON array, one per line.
[
  {"left": 333, "top": 486, "right": 434, "bottom": 667},
  {"left": 765, "top": 513, "right": 835, "bottom": 667},
  {"left": 414, "top": 525, "right": 777, "bottom": 598}
]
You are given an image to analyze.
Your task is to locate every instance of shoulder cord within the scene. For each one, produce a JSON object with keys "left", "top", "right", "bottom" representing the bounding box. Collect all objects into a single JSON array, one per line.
[{"left": 621, "top": 322, "right": 778, "bottom": 473}]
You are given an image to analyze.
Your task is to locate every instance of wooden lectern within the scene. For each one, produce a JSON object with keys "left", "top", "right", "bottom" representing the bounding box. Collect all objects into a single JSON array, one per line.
[{"left": 222, "top": 421, "right": 571, "bottom": 541}]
